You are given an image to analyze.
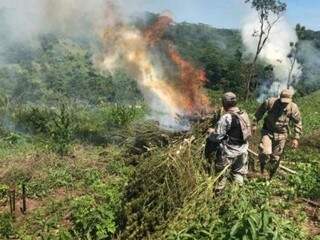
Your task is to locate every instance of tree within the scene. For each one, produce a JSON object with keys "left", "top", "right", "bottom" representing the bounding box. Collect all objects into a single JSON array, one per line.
[
  {"left": 244, "top": 0, "right": 287, "bottom": 100},
  {"left": 295, "top": 24, "right": 306, "bottom": 41},
  {"left": 287, "top": 24, "right": 308, "bottom": 89},
  {"left": 287, "top": 42, "right": 299, "bottom": 88}
]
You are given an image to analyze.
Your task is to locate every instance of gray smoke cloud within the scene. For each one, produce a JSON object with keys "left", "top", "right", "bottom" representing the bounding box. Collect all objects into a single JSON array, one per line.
[
  {"left": 241, "top": 11, "right": 302, "bottom": 101},
  {"left": 0, "top": 0, "right": 147, "bottom": 59},
  {"left": 298, "top": 41, "right": 320, "bottom": 92}
]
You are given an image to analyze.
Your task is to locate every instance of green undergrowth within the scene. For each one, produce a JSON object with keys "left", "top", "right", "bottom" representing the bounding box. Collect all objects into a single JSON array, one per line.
[
  {"left": 0, "top": 92, "right": 319, "bottom": 239},
  {"left": 283, "top": 146, "right": 320, "bottom": 200},
  {"left": 296, "top": 90, "right": 320, "bottom": 134},
  {"left": 0, "top": 142, "right": 133, "bottom": 239},
  {"left": 165, "top": 180, "right": 307, "bottom": 240}
]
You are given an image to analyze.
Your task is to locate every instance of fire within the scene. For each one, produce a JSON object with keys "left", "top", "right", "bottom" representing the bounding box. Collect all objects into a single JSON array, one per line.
[
  {"left": 168, "top": 46, "right": 210, "bottom": 114},
  {"left": 99, "top": 10, "right": 211, "bottom": 130},
  {"left": 144, "top": 12, "right": 173, "bottom": 45}
]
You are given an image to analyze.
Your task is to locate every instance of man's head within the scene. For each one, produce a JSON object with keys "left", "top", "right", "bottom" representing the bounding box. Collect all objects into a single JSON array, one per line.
[
  {"left": 279, "top": 89, "right": 293, "bottom": 106},
  {"left": 222, "top": 92, "right": 237, "bottom": 110}
]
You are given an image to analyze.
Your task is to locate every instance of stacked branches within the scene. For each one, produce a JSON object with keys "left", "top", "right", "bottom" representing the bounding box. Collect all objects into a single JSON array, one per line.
[{"left": 119, "top": 117, "right": 216, "bottom": 239}]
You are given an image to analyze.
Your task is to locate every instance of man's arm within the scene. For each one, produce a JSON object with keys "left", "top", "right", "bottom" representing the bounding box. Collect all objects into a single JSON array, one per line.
[
  {"left": 216, "top": 114, "right": 232, "bottom": 135},
  {"left": 254, "top": 100, "right": 268, "bottom": 123},
  {"left": 290, "top": 104, "right": 303, "bottom": 140},
  {"left": 252, "top": 100, "right": 269, "bottom": 132}
]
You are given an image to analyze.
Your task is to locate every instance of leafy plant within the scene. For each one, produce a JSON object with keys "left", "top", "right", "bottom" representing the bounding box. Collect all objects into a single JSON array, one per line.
[
  {"left": 108, "top": 104, "right": 144, "bottom": 128},
  {"left": 14, "top": 106, "right": 52, "bottom": 134},
  {"left": 49, "top": 102, "right": 75, "bottom": 156},
  {"left": 0, "top": 213, "right": 14, "bottom": 239},
  {"left": 70, "top": 181, "right": 122, "bottom": 239},
  {"left": 0, "top": 183, "right": 9, "bottom": 204},
  {"left": 166, "top": 181, "right": 307, "bottom": 240}
]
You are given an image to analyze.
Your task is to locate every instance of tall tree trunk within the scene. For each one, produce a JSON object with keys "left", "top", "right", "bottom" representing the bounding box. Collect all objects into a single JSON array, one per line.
[{"left": 245, "top": 59, "right": 258, "bottom": 100}]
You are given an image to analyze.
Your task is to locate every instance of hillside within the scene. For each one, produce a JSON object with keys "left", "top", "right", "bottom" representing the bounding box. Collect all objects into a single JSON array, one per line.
[
  {"left": 0, "top": 91, "right": 319, "bottom": 239},
  {"left": 0, "top": 10, "right": 319, "bottom": 239},
  {"left": 1, "top": 14, "right": 320, "bottom": 102}
]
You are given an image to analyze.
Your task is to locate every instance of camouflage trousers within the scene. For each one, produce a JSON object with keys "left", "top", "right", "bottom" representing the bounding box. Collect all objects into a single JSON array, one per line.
[
  {"left": 258, "top": 132, "right": 287, "bottom": 177},
  {"left": 215, "top": 150, "right": 248, "bottom": 190}
]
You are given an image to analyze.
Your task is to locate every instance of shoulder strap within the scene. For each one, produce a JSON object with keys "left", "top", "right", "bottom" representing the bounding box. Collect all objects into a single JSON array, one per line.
[{"left": 267, "top": 98, "right": 277, "bottom": 112}]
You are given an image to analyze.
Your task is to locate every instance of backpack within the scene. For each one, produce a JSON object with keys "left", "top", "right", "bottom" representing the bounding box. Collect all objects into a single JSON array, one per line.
[{"left": 232, "top": 111, "right": 252, "bottom": 142}]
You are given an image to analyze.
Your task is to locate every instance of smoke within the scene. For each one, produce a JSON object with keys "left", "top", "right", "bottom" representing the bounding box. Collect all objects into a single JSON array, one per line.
[
  {"left": 0, "top": 0, "right": 151, "bottom": 61},
  {"left": 297, "top": 41, "right": 320, "bottom": 93},
  {"left": 96, "top": 5, "right": 211, "bottom": 130},
  {"left": 0, "top": 0, "right": 147, "bottom": 39},
  {"left": 241, "top": 12, "right": 302, "bottom": 101},
  {"left": 0, "top": 0, "right": 211, "bottom": 130}
]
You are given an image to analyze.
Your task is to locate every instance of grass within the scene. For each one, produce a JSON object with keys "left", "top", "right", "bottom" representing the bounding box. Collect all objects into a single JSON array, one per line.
[
  {"left": 0, "top": 140, "right": 132, "bottom": 239},
  {"left": 0, "top": 91, "right": 319, "bottom": 239},
  {"left": 296, "top": 90, "right": 320, "bottom": 134}
]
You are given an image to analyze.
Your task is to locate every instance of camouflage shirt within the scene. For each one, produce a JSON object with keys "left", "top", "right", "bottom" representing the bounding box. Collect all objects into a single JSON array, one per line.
[
  {"left": 254, "top": 98, "right": 302, "bottom": 139},
  {"left": 216, "top": 107, "right": 249, "bottom": 158}
]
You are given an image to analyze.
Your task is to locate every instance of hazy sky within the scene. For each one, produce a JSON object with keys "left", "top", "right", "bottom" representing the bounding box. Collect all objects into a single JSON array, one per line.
[
  {"left": 141, "top": 0, "right": 320, "bottom": 30},
  {"left": 0, "top": 0, "right": 318, "bottom": 31}
]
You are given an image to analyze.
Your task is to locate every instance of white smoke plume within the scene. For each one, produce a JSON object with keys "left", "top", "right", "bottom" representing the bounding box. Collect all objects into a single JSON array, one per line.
[
  {"left": 0, "top": 0, "right": 210, "bottom": 131},
  {"left": 241, "top": 12, "right": 302, "bottom": 101},
  {"left": 298, "top": 41, "right": 320, "bottom": 92},
  {"left": 0, "top": 0, "right": 147, "bottom": 49},
  {"left": 96, "top": 7, "right": 210, "bottom": 130}
]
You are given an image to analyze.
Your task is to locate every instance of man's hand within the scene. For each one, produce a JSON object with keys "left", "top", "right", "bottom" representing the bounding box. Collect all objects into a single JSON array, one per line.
[
  {"left": 291, "top": 139, "right": 299, "bottom": 149},
  {"left": 252, "top": 125, "right": 257, "bottom": 134},
  {"left": 207, "top": 128, "right": 215, "bottom": 134}
]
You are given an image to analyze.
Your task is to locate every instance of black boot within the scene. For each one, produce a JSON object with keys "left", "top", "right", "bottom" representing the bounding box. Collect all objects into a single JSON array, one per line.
[{"left": 259, "top": 154, "right": 269, "bottom": 174}]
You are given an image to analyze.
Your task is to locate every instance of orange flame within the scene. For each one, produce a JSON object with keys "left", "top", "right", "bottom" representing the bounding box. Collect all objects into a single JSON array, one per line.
[
  {"left": 167, "top": 46, "right": 210, "bottom": 114},
  {"left": 99, "top": 11, "right": 211, "bottom": 129},
  {"left": 144, "top": 13, "right": 173, "bottom": 45}
]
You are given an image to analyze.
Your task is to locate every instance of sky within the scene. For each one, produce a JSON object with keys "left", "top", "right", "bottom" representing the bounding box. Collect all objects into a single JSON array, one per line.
[
  {"left": 0, "top": 0, "right": 318, "bottom": 34},
  {"left": 141, "top": 0, "right": 320, "bottom": 30}
]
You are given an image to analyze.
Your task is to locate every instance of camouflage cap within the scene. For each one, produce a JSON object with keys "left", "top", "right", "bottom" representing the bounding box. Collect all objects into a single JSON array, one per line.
[
  {"left": 280, "top": 89, "right": 293, "bottom": 103},
  {"left": 222, "top": 92, "right": 237, "bottom": 104}
]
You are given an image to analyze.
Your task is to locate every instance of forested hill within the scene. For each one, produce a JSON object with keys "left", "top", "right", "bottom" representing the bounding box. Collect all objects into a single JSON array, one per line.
[
  {"left": 164, "top": 21, "right": 320, "bottom": 96},
  {"left": 165, "top": 22, "right": 244, "bottom": 92},
  {"left": 0, "top": 11, "right": 320, "bottom": 240},
  {"left": 1, "top": 12, "right": 320, "bottom": 105}
]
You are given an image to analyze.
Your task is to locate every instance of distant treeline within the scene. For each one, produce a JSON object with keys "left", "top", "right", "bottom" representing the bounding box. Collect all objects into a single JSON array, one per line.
[{"left": 0, "top": 11, "right": 320, "bottom": 106}]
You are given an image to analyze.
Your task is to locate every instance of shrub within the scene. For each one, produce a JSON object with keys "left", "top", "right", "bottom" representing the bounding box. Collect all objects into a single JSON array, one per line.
[
  {"left": 0, "top": 184, "right": 9, "bottom": 204},
  {"left": 13, "top": 105, "right": 52, "bottom": 134},
  {"left": 284, "top": 148, "right": 320, "bottom": 199},
  {"left": 70, "top": 181, "right": 122, "bottom": 239},
  {"left": 108, "top": 104, "right": 144, "bottom": 128},
  {"left": 0, "top": 213, "right": 14, "bottom": 239},
  {"left": 167, "top": 181, "right": 307, "bottom": 240},
  {"left": 48, "top": 103, "right": 75, "bottom": 156}
]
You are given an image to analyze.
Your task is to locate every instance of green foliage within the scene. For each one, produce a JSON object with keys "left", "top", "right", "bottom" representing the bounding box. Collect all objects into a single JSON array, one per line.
[
  {"left": 245, "top": 0, "right": 287, "bottom": 15},
  {"left": 167, "top": 181, "right": 306, "bottom": 240},
  {"left": 0, "top": 11, "right": 319, "bottom": 240},
  {"left": 48, "top": 103, "right": 75, "bottom": 156},
  {"left": 3, "top": 132, "right": 25, "bottom": 145},
  {"left": 0, "top": 36, "right": 142, "bottom": 106},
  {"left": 74, "top": 103, "right": 146, "bottom": 145},
  {"left": 285, "top": 148, "right": 320, "bottom": 199},
  {"left": 0, "top": 213, "right": 14, "bottom": 239},
  {"left": 108, "top": 104, "right": 144, "bottom": 128},
  {"left": 14, "top": 105, "right": 52, "bottom": 134},
  {"left": 297, "top": 90, "right": 320, "bottom": 134},
  {"left": 0, "top": 183, "right": 8, "bottom": 204},
  {"left": 70, "top": 181, "right": 122, "bottom": 240}
]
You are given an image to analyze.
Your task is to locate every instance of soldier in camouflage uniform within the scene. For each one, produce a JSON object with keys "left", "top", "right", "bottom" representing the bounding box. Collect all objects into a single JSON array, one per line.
[
  {"left": 208, "top": 92, "right": 251, "bottom": 190},
  {"left": 253, "top": 89, "right": 302, "bottom": 178}
]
